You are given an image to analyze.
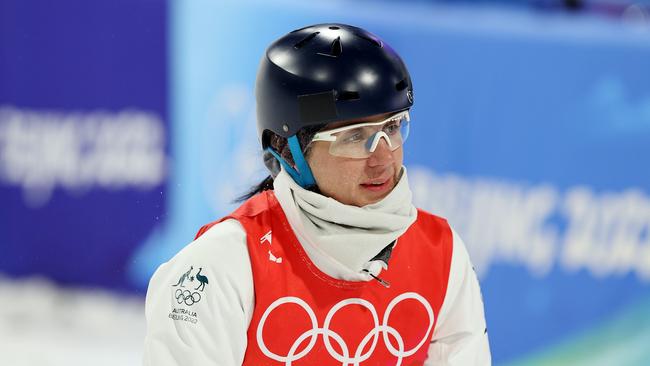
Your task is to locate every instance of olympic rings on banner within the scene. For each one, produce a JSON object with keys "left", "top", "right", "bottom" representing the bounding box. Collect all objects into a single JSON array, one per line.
[
  {"left": 256, "top": 292, "right": 434, "bottom": 365},
  {"left": 175, "top": 289, "right": 201, "bottom": 306}
]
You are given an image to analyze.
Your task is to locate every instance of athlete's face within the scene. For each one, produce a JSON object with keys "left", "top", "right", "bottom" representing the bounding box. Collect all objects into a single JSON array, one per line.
[{"left": 306, "top": 112, "right": 404, "bottom": 207}]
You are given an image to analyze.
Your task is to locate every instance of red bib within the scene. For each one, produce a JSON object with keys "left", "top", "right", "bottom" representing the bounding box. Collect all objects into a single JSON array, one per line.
[{"left": 196, "top": 191, "right": 453, "bottom": 366}]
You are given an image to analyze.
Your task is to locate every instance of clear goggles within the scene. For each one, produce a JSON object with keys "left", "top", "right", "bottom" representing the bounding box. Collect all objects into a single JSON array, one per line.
[{"left": 310, "top": 110, "right": 410, "bottom": 159}]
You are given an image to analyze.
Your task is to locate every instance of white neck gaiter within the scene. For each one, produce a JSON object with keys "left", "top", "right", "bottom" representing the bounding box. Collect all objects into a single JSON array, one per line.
[{"left": 273, "top": 166, "right": 418, "bottom": 281}]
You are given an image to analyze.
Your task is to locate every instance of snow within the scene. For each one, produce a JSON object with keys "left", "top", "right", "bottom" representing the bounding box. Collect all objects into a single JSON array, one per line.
[{"left": 0, "top": 275, "right": 145, "bottom": 366}]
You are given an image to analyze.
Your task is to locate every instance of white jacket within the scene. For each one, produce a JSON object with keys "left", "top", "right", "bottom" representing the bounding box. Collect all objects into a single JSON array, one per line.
[{"left": 143, "top": 216, "right": 490, "bottom": 365}]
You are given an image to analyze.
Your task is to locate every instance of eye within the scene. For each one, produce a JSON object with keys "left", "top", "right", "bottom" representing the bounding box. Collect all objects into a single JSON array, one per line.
[
  {"left": 341, "top": 131, "right": 364, "bottom": 143},
  {"left": 383, "top": 121, "right": 400, "bottom": 135}
]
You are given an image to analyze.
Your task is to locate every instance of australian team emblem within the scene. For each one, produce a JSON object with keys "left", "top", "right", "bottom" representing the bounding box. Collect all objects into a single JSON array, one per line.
[{"left": 172, "top": 265, "right": 209, "bottom": 306}]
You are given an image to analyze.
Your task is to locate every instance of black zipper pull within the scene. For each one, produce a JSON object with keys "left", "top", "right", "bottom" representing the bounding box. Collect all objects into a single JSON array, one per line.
[{"left": 362, "top": 269, "right": 391, "bottom": 288}]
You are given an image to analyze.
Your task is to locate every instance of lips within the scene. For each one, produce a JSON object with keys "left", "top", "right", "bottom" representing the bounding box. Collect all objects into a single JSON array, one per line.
[{"left": 360, "top": 176, "right": 393, "bottom": 193}]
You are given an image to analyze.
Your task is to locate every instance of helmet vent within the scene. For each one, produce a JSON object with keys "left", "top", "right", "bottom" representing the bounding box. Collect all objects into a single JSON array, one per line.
[
  {"left": 355, "top": 33, "right": 383, "bottom": 48},
  {"left": 331, "top": 37, "right": 343, "bottom": 57},
  {"left": 317, "top": 36, "right": 343, "bottom": 58},
  {"left": 294, "top": 32, "right": 320, "bottom": 49},
  {"left": 395, "top": 79, "right": 408, "bottom": 91},
  {"left": 328, "top": 26, "right": 340, "bottom": 30},
  {"left": 338, "top": 90, "right": 360, "bottom": 101}
]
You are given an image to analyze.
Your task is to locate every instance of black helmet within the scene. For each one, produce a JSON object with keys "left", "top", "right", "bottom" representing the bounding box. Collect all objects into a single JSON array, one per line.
[{"left": 256, "top": 23, "right": 414, "bottom": 148}]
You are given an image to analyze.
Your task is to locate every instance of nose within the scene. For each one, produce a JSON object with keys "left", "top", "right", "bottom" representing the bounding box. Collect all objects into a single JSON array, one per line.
[{"left": 367, "top": 137, "right": 394, "bottom": 167}]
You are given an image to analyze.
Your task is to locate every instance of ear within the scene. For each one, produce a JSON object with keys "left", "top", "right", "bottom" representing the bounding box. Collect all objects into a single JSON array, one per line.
[{"left": 263, "top": 150, "right": 281, "bottom": 178}]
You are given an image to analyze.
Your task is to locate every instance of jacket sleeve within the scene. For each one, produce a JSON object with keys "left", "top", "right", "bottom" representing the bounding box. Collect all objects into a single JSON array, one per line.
[
  {"left": 143, "top": 219, "right": 254, "bottom": 366},
  {"left": 425, "top": 228, "right": 491, "bottom": 365}
]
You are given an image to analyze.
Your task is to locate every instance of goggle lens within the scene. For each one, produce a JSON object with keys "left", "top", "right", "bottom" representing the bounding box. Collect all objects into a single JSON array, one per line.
[{"left": 312, "top": 112, "right": 410, "bottom": 159}]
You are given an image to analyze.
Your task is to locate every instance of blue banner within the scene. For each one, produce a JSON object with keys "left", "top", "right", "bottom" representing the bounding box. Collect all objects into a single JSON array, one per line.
[{"left": 0, "top": 0, "right": 168, "bottom": 291}]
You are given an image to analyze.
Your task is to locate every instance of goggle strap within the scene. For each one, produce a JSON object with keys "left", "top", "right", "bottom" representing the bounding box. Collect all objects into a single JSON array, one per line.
[
  {"left": 287, "top": 135, "right": 317, "bottom": 188},
  {"left": 265, "top": 148, "right": 301, "bottom": 183}
]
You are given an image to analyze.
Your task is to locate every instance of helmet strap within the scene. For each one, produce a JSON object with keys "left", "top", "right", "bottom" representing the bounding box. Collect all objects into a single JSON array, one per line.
[{"left": 265, "top": 135, "right": 317, "bottom": 188}]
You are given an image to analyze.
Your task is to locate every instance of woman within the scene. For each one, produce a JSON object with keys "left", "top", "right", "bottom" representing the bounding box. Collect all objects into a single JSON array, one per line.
[{"left": 143, "top": 23, "right": 491, "bottom": 365}]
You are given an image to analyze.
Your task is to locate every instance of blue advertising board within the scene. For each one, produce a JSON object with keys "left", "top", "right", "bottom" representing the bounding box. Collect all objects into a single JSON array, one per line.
[{"left": 0, "top": 0, "right": 168, "bottom": 291}]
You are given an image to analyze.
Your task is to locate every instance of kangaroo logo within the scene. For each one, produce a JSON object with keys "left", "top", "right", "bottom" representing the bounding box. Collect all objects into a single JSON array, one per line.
[{"left": 172, "top": 266, "right": 193, "bottom": 287}]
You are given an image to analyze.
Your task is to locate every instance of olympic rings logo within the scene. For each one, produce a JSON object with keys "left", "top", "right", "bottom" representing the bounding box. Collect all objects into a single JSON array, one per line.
[
  {"left": 175, "top": 289, "right": 201, "bottom": 306},
  {"left": 256, "top": 292, "right": 434, "bottom": 366}
]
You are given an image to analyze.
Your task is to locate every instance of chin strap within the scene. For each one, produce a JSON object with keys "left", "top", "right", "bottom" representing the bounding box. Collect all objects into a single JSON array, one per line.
[{"left": 266, "top": 135, "right": 317, "bottom": 188}]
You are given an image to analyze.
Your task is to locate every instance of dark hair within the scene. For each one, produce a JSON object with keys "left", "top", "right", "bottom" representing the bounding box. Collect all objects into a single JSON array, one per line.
[{"left": 235, "top": 125, "right": 323, "bottom": 202}]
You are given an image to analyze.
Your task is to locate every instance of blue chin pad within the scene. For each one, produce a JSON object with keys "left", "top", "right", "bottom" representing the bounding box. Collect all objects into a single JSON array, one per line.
[{"left": 266, "top": 135, "right": 316, "bottom": 188}]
